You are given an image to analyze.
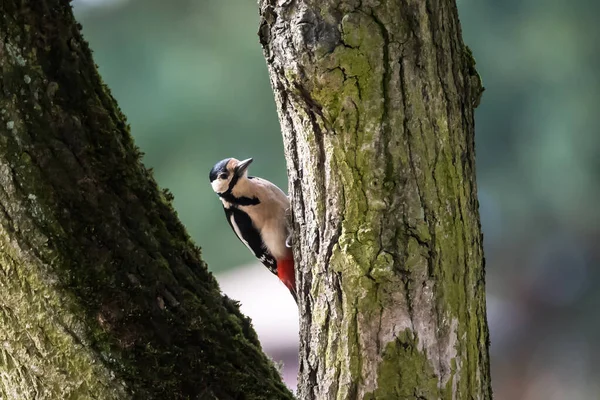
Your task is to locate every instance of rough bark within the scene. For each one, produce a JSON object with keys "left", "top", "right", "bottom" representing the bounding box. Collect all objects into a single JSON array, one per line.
[
  {"left": 0, "top": 2, "right": 293, "bottom": 399},
  {"left": 259, "top": 0, "right": 490, "bottom": 399}
]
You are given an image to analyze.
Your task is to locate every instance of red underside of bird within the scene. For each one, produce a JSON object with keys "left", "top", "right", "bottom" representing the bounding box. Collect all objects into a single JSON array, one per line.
[{"left": 277, "top": 258, "right": 296, "bottom": 302}]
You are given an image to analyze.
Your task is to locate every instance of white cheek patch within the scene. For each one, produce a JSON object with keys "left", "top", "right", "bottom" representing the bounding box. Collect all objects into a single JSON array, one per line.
[{"left": 211, "top": 179, "right": 228, "bottom": 193}]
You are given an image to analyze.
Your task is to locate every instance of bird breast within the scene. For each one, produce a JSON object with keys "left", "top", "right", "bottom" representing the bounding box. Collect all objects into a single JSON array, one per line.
[
  {"left": 243, "top": 203, "right": 290, "bottom": 260},
  {"left": 230, "top": 176, "right": 291, "bottom": 259}
]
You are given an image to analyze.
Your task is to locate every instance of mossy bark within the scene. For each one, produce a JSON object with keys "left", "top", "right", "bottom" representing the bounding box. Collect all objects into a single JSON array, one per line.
[
  {"left": 259, "top": 0, "right": 490, "bottom": 399},
  {"left": 0, "top": 2, "right": 293, "bottom": 399}
]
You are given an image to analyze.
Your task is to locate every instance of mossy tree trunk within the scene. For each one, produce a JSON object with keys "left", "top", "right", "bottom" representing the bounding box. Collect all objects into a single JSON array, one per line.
[
  {"left": 0, "top": 2, "right": 293, "bottom": 399},
  {"left": 259, "top": 0, "right": 491, "bottom": 399}
]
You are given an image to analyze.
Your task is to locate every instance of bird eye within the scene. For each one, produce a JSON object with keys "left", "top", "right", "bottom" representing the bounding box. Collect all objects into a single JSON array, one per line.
[{"left": 219, "top": 173, "right": 228, "bottom": 180}]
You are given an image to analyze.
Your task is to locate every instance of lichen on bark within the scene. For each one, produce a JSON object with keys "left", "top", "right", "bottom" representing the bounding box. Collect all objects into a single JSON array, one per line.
[
  {"left": 259, "top": 0, "right": 491, "bottom": 398},
  {"left": 0, "top": 2, "right": 293, "bottom": 399}
]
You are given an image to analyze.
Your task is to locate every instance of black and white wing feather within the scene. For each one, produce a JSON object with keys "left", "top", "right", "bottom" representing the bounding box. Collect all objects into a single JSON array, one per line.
[{"left": 224, "top": 207, "right": 277, "bottom": 275}]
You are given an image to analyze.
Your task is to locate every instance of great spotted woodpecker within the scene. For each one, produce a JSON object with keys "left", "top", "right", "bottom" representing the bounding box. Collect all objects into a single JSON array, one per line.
[{"left": 209, "top": 157, "right": 297, "bottom": 302}]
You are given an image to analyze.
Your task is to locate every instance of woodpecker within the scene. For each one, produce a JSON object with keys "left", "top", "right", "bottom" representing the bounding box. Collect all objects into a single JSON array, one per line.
[{"left": 209, "top": 157, "right": 296, "bottom": 302}]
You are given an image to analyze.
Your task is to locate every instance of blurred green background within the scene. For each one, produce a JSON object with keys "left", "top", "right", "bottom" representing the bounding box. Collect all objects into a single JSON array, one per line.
[{"left": 73, "top": 0, "right": 600, "bottom": 398}]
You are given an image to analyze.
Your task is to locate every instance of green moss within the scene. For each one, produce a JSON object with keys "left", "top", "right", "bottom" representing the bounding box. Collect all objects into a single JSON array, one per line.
[
  {"left": 364, "top": 330, "right": 439, "bottom": 399},
  {"left": 464, "top": 45, "right": 485, "bottom": 106},
  {"left": 0, "top": 229, "right": 125, "bottom": 399},
  {"left": 311, "top": 67, "right": 345, "bottom": 122},
  {"left": 464, "top": 46, "right": 477, "bottom": 76},
  {"left": 404, "top": 237, "right": 427, "bottom": 273},
  {"left": 370, "top": 251, "right": 394, "bottom": 281},
  {"left": 0, "top": 1, "right": 294, "bottom": 399},
  {"left": 311, "top": 12, "right": 384, "bottom": 134}
]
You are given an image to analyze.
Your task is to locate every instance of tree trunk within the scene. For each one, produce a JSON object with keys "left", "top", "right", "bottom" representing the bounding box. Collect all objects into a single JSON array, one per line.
[
  {"left": 0, "top": 2, "right": 293, "bottom": 399},
  {"left": 259, "top": 0, "right": 490, "bottom": 399}
]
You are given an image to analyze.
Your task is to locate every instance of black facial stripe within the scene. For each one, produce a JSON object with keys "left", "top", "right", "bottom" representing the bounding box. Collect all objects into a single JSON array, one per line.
[
  {"left": 219, "top": 192, "right": 260, "bottom": 206},
  {"left": 219, "top": 166, "right": 251, "bottom": 201},
  {"left": 227, "top": 171, "right": 240, "bottom": 193}
]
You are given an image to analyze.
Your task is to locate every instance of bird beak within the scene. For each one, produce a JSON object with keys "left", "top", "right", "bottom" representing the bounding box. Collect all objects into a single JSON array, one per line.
[{"left": 235, "top": 158, "right": 253, "bottom": 175}]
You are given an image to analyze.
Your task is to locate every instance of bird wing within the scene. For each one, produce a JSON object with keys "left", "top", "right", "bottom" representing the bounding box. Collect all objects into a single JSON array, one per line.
[{"left": 224, "top": 207, "right": 278, "bottom": 275}]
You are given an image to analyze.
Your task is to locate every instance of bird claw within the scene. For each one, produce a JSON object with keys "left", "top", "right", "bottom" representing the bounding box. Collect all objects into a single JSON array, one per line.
[{"left": 285, "top": 207, "right": 294, "bottom": 248}]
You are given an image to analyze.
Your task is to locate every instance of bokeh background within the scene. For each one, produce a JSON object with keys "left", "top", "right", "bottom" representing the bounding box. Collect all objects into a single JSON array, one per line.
[{"left": 73, "top": 0, "right": 599, "bottom": 398}]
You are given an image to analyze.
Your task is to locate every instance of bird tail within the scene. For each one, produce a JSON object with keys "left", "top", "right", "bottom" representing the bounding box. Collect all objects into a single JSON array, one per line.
[{"left": 277, "top": 258, "right": 297, "bottom": 303}]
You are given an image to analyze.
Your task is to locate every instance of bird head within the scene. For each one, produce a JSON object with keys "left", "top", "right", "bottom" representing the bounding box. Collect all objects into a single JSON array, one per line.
[{"left": 209, "top": 157, "right": 253, "bottom": 194}]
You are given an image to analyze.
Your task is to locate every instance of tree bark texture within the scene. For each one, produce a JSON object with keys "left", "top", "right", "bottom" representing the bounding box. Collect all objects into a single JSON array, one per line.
[
  {"left": 0, "top": 2, "right": 293, "bottom": 399},
  {"left": 259, "top": 0, "right": 490, "bottom": 399}
]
